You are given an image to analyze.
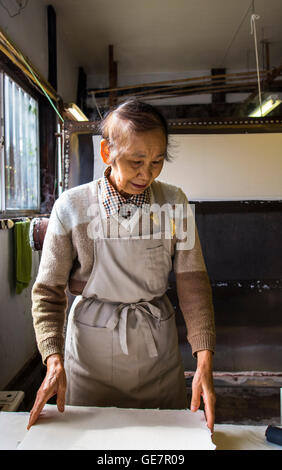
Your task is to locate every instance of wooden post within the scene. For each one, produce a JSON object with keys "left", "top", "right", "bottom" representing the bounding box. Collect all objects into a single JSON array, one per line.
[
  {"left": 211, "top": 68, "right": 226, "bottom": 104},
  {"left": 47, "top": 5, "right": 57, "bottom": 91},
  {"left": 77, "top": 67, "right": 87, "bottom": 110},
  {"left": 108, "top": 45, "right": 118, "bottom": 108}
]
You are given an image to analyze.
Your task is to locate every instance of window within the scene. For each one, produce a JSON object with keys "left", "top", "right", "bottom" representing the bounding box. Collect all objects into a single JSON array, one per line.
[{"left": 0, "top": 71, "right": 40, "bottom": 214}]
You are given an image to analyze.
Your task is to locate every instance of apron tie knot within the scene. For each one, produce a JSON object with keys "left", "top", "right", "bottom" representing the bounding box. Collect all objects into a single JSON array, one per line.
[{"left": 106, "top": 301, "right": 161, "bottom": 358}]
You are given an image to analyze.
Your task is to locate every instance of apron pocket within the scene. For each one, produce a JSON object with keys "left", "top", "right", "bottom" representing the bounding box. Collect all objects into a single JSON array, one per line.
[
  {"left": 145, "top": 243, "right": 171, "bottom": 291},
  {"left": 72, "top": 321, "right": 113, "bottom": 384}
]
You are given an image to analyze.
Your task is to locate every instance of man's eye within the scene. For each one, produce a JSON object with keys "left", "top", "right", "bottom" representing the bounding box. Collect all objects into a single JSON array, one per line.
[{"left": 153, "top": 160, "right": 162, "bottom": 165}]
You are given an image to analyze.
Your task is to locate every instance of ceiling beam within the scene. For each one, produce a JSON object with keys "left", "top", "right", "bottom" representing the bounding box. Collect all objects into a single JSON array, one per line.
[
  {"left": 90, "top": 70, "right": 269, "bottom": 96},
  {"left": 89, "top": 75, "right": 282, "bottom": 104}
]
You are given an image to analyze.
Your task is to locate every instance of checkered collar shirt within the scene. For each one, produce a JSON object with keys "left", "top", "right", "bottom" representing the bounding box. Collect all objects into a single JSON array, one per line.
[{"left": 100, "top": 166, "right": 151, "bottom": 218}]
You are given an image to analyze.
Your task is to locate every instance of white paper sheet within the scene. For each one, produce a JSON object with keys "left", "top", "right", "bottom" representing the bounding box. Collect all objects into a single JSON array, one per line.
[
  {"left": 0, "top": 412, "right": 29, "bottom": 450},
  {"left": 17, "top": 404, "right": 215, "bottom": 450},
  {"left": 2, "top": 410, "right": 281, "bottom": 450}
]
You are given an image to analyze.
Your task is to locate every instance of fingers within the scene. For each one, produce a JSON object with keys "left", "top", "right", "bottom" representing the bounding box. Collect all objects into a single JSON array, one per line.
[
  {"left": 56, "top": 374, "right": 67, "bottom": 413},
  {"left": 27, "top": 388, "right": 53, "bottom": 430},
  {"left": 190, "top": 380, "right": 201, "bottom": 412},
  {"left": 190, "top": 369, "right": 216, "bottom": 433},
  {"left": 190, "top": 387, "right": 216, "bottom": 432},
  {"left": 202, "top": 391, "right": 216, "bottom": 433},
  {"left": 27, "top": 363, "right": 66, "bottom": 430},
  {"left": 27, "top": 375, "right": 56, "bottom": 430}
]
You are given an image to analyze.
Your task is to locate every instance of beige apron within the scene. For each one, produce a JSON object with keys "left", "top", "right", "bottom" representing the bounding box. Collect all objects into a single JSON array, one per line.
[{"left": 64, "top": 180, "right": 188, "bottom": 409}]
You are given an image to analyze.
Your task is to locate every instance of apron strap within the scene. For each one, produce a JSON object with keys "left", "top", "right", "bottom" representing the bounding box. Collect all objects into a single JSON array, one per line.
[{"left": 106, "top": 301, "right": 161, "bottom": 358}]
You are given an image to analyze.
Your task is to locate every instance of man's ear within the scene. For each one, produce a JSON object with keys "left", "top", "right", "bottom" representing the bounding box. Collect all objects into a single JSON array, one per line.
[{"left": 101, "top": 139, "right": 110, "bottom": 164}]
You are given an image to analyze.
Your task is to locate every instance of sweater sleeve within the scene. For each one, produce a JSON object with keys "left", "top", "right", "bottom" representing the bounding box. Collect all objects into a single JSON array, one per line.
[
  {"left": 31, "top": 195, "right": 76, "bottom": 364},
  {"left": 173, "top": 189, "right": 216, "bottom": 357}
]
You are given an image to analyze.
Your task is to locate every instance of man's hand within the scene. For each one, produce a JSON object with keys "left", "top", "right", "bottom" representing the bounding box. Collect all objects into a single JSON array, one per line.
[
  {"left": 190, "top": 350, "right": 216, "bottom": 433},
  {"left": 27, "top": 353, "right": 66, "bottom": 430}
]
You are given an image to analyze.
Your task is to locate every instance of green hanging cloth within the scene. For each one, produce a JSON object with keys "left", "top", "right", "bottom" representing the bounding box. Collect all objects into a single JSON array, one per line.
[{"left": 14, "top": 220, "right": 32, "bottom": 294}]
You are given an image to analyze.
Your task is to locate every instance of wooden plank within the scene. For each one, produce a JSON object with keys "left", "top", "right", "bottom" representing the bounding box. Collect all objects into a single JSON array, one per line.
[{"left": 92, "top": 70, "right": 269, "bottom": 95}]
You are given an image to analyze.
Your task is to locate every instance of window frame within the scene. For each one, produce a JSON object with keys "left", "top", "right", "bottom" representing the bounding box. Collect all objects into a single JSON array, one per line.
[
  {"left": 0, "top": 68, "right": 41, "bottom": 216},
  {"left": 0, "top": 70, "right": 4, "bottom": 214},
  {"left": 0, "top": 51, "right": 58, "bottom": 219}
]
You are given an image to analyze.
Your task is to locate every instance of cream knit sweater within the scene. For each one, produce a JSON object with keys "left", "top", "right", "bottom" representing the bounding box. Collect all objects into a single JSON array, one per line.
[{"left": 31, "top": 178, "right": 216, "bottom": 364}]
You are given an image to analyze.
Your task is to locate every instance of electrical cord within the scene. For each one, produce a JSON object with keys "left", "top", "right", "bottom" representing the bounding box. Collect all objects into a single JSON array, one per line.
[{"left": 220, "top": 0, "right": 254, "bottom": 67}]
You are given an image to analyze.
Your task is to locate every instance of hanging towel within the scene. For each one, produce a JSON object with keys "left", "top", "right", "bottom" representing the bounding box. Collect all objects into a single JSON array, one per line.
[{"left": 14, "top": 220, "right": 32, "bottom": 294}]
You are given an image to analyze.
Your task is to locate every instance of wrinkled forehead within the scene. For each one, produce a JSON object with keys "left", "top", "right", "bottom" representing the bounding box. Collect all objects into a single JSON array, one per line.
[
  {"left": 123, "top": 129, "right": 167, "bottom": 154},
  {"left": 106, "top": 113, "right": 167, "bottom": 145},
  {"left": 109, "top": 117, "right": 167, "bottom": 151}
]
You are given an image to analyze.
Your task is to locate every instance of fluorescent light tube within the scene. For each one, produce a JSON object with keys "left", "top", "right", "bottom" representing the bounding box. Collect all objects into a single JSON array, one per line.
[
  {"left": 249, "top": 96, "right": 282, "bottom": 117},
  {"left": 66, "top": 103, "right": 88, "bottom": 121}
]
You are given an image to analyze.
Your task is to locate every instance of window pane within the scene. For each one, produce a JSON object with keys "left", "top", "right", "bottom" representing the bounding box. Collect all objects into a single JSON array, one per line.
[{"left": 4, "top": 74, "right": 39, "bottom": 211}]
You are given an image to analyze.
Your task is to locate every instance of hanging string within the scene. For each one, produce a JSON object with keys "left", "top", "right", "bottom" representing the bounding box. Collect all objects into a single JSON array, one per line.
[
  {"left": 92, "top": 93, "right": 103, "bottom": 119},
  {"left": 250, "top": 11, "right": 262, "bottom": 115},
  {"left": 220, "top": 0, "right": 253, "bottom": 67}
]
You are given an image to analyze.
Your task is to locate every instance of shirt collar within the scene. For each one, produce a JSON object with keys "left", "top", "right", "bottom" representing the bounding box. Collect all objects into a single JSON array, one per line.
[{"left": 100, "top": 166, "right": 151, "bottom": 217}]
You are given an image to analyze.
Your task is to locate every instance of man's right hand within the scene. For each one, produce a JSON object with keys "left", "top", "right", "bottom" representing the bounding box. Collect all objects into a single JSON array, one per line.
[{"left": 27, "top": 353, "right": 66, "bottom": 430}]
